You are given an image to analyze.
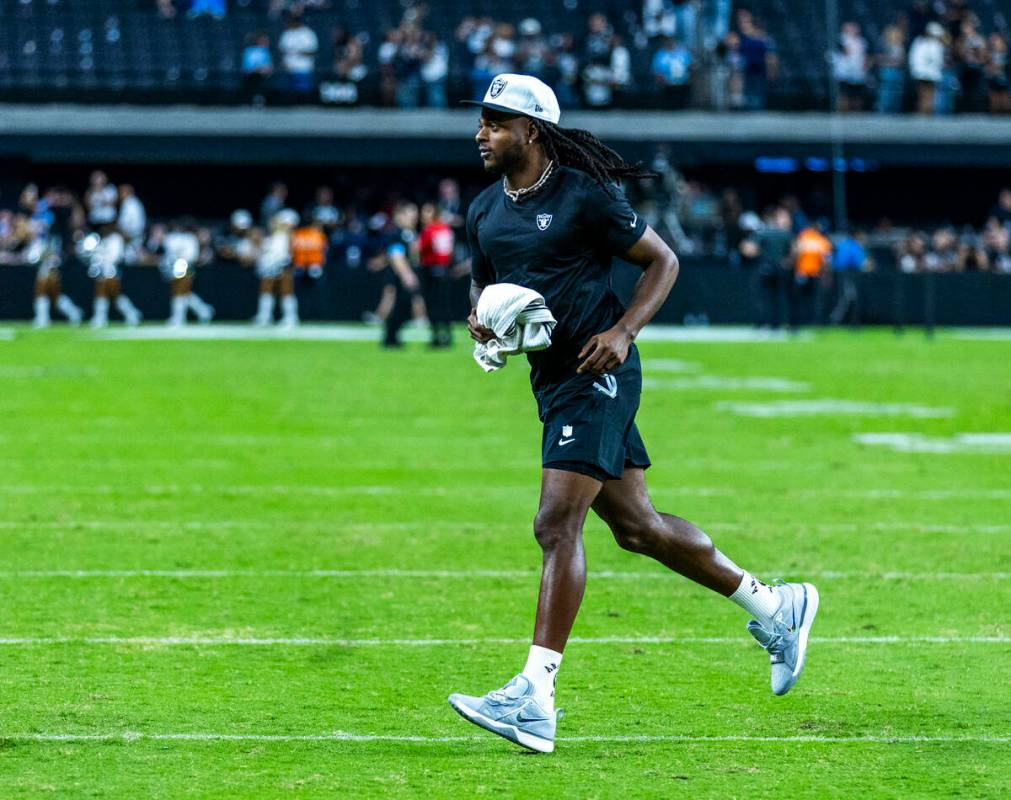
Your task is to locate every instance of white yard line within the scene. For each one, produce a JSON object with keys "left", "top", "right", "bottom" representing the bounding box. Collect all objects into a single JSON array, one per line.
[
  {"left": 1, "top": 484, "right": 1009, "bottom": 500},
  {"left": 0, "top": 569, "right": 1005, "bottom": 581},
  {"left": 717, "top": 400, "right": 955, "bottom": 418},
  {"left": 1, "top": 520, "right": 1008, "bottom": 536},
  {"left": 3, "top": 731, "right": 1006, "bottom": 745},
  {"left": 0, "top": 635, "right": 1005, "bottom": 647},
  {"left": 854, "top": 433, "right": 1011, "bottom": 454},
  {"left": 91, "top": 324, "right": 812, "bottom": 344}
]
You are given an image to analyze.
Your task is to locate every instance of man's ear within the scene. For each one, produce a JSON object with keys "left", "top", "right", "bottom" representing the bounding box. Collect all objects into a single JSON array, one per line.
[{"left": 527, "top": 122, "right": 538, "bottom": 144}]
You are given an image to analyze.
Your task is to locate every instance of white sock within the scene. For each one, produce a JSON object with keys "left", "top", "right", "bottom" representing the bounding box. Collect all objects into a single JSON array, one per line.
[
  {"left": 91, "top": 296, "right": 109, "bottom": 326},
  {"left": 115, "top": 295, "right": 141, "bottom": 325},
  {"left": 281, "top": 294, "right": 299, "bottom": 325},
  {"left": 170, "top": 295, "right": 187, "bottom": 325},
  {"left": 187, "top": 293, "right": 213, "bottom": 322},
  {"left": 729, "top": 571, "right": 782, "bottom": 627},
  {"left": 34, "top": 296, "right": 50, "bottom": 325},
  {"left": 255, "top": 293, "right": 274, "bottom": 324},
  {"left": 522, "top": 645, "right": 562, "bottom": 711},
  {"left": 56, "top": 294, "right": 82, "bottom": 323}
]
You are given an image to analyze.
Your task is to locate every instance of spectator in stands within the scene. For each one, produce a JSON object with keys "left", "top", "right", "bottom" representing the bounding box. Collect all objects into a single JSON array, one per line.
[
  {"left": 117, "top": 184, "right": 146, "bottom": 244},
  {"left": 585, "top": 13, "right": 614, "bottom": 67},
  {"left": 896, "top": 231, "right": 929, "bottom": 272},
  {"left": 305, "top": 186, "right": 341, "bottom": 234},
  {"left": 214, "top": 209, "right": 256, "bottom": 265},
  {"left": 378, "top": 29, "right": 402, "bottom": 106},
  {"left": 278, "top": 10, "right": 318, "bottom": 100},
  {"left": 982, "top": 216, "right": 1011, "bottom": 272},
  {"left": 188, "top": 0, "right": 226, "bottom": 20},
  {"left": 515, "top": 18, "right": 548, "bottom": 77},
  {"left": 583, "top": 30, "right": 628, "bottom": 108},
  {"left": 156, "top": 0, "right": 177, "bottom": 20},
  {"left": 985, "top": 32, "right": 1009, "bottom": 114},
  {"left": 909, "top": 22, "right": 946, "bottom": 115},
  {"left": 393, "top": 24, "right": 426, "bottom": 108},
  {"left": 956, "top": 15, "right": 988, "bottom": 113},
  {"left": 328, "top": 27, "right": 368, "bottom": 102},
  {"left": 652, "top": 36, "right": 693, "bottom": 109},
  {"left": 832, "top": 22, "right": 869, "bottom": 112},
  {"left": 260, "top": 182, "right": 288, "bottom": 226},
  {"left": 703, "top": 0, "right": 732, "bottom": 50},
  {"left": 991, "top": 188, "right": 1011, "bottom": 226},
  {"left": 711, "top": 31, "right": 744, "bottom": 110},
  {"left": 242, "top": 32, "right": 274, "bottom": 105},
  {"left": 436, "top": 178, "right": 463, "bottom": 229},
  {"left": 550, "top": 33, "right": 581, "bottom": 109},
  {"left": 670, "top": 0, "right": 698, "bottom": 47},
  {"left": 85, "top": 171, "right": 118, "bottom": 228},
  {"left": 421, "top": 31, "right": 449, "bottom": 108},
  {"left": 875, "top": 25, "right": 907, "bottom": 113},
  {"left": 735, "top": 10, "right": 777, "bottom": 110}
]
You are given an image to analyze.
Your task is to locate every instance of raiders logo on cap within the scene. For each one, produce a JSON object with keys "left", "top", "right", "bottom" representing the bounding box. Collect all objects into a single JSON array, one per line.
[{"left": 489, "top": 77, "right": 508, "bottom": 98}]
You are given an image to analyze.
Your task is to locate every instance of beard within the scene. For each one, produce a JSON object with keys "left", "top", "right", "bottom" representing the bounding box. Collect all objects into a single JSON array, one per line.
[{"left": 483, "top": 141, "right": 525, "bottom": 176}]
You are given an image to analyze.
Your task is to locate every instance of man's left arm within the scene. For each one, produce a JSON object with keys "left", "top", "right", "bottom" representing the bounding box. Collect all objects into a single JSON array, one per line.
[{"left": 577, "top": 226, "right": 679, "bottom": 375}]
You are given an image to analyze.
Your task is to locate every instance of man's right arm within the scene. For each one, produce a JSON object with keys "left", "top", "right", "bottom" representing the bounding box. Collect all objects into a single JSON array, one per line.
[{"left": 467, "top": 205, "right": 495, "bottom": 343}]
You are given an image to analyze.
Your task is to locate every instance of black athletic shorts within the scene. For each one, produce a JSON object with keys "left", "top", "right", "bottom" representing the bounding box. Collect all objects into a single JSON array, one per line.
[{"left": 536, "top": 345, "right": 651, "bottom": 482}]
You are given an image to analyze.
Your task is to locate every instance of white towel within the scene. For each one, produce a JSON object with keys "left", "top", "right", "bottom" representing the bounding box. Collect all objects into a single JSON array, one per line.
[{"left": 473, "top": 283, "right": 556, "bottom": 372}]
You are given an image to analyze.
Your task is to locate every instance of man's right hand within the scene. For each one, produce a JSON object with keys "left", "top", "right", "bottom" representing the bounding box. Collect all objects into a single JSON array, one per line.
[{"left": 468, "top": 309, "right": 495, "bottom": 343}]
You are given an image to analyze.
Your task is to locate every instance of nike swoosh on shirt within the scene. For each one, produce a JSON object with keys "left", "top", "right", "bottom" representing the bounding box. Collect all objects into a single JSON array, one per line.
[
  {"left": 558, "top": 438, "right": 576, "bottom": 446},
  {"left": 629, "top": 213, "right": 637, "bottom": 228}
]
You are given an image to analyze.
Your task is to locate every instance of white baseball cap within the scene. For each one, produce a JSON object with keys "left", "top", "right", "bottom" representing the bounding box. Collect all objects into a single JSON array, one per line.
[{"left": 461, "top": 73, "right": 561, "bottom": 125}]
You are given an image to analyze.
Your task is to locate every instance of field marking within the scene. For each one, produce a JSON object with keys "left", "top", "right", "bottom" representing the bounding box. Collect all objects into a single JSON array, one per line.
[
  {"left": 1, "top": 520, "right": 1008, "bottom": 535},
  {"left": 855, "top": 433, "right": 1011, "bottom": 454},
  {"left": 644, "top": 376, "right": 811, "bottom": 392},
  {"left": 0, "top": 569, "right": 1006, "bottom": 581},
  {"left": 640, "top": 358, "right": 703, "bottom": 373},
  {"left": 1, "top": 484, "right": 1009, "bottom": 500},
  {"left": 0, "top": 328, "right": 15, "bottom": 341},
  {"left": 0, "top": 635, "right": 1005, "bottom": 647},
  {"left": 717, "top": 400, "right": 955, "bottom": 418},
  {"left": 3, "top": 731, "right": 1006, "bottom": 745},
  {"left": 92, "top": 324, "right": 811, "bottom": 344}
]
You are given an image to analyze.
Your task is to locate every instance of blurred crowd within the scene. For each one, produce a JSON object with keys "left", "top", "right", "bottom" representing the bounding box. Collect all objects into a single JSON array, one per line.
[
  {"left": 831, "top": 2, "right": 1010, "bottom": 114},
  {"left": 1, "top": 171, "right": 467, "bottom": 339},
  {"left": 206, "top": 0, "right": 1009, "bottom": 113}
]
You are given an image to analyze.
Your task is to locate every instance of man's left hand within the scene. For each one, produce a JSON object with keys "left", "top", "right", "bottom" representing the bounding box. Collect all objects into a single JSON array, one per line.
[{"left": 577, "top": 326, "right": 632, "bottom": 375}]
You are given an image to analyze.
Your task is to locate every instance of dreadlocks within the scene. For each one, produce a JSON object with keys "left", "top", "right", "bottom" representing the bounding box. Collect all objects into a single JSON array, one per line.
[{"left": 531, "top": 121, "right": 657, "bottom": 197}]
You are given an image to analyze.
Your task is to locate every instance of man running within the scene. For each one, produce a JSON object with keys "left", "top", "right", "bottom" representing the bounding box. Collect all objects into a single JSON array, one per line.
[{"left": 448, "top": 74, "right": 819, "bottom": 754}]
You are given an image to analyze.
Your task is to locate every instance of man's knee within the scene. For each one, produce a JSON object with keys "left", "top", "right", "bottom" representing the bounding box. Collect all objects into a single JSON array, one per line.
[
  {"left": 533, "top": 505, "right": 583, "bottom": 551},
  {"left": 609, "top": 516, "right": 664, "bottom": 554}
]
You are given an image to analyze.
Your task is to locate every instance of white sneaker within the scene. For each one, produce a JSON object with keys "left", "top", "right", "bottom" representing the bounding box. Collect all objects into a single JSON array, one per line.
[{"left": 747, "top": 581, "right": 820, "bottom": 696}]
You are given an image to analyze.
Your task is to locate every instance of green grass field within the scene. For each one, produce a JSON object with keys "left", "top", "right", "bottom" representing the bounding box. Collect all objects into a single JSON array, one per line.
[{"left": 0, "top": 324, "right": 1008, "bottom": 798}]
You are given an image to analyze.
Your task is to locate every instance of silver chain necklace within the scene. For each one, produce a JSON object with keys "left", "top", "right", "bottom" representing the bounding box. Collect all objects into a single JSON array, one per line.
[{"left": 503, "top": 160, "right": 555, "bottom": 202}]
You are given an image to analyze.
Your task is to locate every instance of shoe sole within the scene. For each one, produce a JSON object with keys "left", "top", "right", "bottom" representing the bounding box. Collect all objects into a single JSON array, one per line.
[
  {"left": 447, "top": 695, "right": 554, "bottom": 753},
  {"left": 774, "top": 582, "right": 820, "bottom": 696}
]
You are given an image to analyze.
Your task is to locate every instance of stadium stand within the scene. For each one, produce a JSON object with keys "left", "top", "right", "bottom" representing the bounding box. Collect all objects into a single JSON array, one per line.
[{"left": 0, "top": 0, "right": 1007, "bottom": 112}]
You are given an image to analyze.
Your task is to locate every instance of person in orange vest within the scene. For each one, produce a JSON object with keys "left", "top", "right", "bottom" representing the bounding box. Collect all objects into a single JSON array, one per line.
[
  {"left": 291, "top": 214, "right": 329, "bottom": 320},
  {"left": 792, "top": 221, "right": 832, "bottom": 326}
]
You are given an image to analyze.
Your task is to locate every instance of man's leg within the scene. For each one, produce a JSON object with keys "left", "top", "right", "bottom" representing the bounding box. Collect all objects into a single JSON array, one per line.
[
  {"left": 447, "top": 468, "right": 601, "bottom": 753},
  {"left": 592, "top": 467, "right": 741, "bottom": 595},
  {"left": 531, "top": 468, "right": 603, "bottom": 652},
  {"left": 593, "top": 467, "right": 819, "bottom": 696}
]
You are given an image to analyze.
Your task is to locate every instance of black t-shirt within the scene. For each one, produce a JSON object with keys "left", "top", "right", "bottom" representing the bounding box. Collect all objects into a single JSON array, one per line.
[{"left": 468, "top": 165, "right": 647, "bottom": 391}]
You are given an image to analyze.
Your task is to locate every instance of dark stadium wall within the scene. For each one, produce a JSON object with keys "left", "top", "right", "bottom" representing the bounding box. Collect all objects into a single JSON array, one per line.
[{"left": 2, "top": 261, "right": 1009, "bottom": 327}]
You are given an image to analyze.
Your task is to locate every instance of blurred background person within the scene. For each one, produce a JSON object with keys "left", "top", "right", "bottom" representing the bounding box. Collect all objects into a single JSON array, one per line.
[
  {"left": 290, "top": 212, "right": 329, "bottom": 320},
  {"left": 417, "top": 202, "right": 455, "bottom": 348},
  {"left": 253, "top": 209, "right": 299, "bottom": 327},
  {"left": 161, "top": 219, "right": 214, "bottom": 327},
  {"left": 875, "top": 25, "right": 907, "bottom": 113},
  {"left": 78, "top": 222, "right": 141, "bottom": 328}
]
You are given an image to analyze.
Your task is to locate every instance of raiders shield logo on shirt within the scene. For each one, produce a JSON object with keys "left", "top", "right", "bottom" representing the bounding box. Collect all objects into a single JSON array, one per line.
[
  {"left": 536, "top": 213, "right": 553, "bottom": 231},
  {"left": 489, "top": 77, "right": 508, "bottom": 98}
]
